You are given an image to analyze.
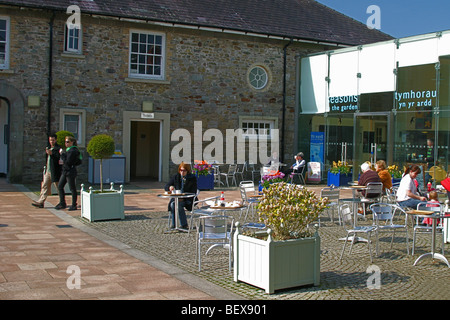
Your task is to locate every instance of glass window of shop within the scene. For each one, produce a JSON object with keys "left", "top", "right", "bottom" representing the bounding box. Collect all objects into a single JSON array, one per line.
[{"left": 394, "top": 62, "right": 449, "bottom": 187}]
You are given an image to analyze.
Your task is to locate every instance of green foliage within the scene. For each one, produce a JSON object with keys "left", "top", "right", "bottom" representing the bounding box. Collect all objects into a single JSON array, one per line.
[
  {"left": 86, "top": 134, "right": 115, "bottom": 160},
  {"left": 55, "top": 130, "right": 74, "bottom": 147},
  {"left": 257, "top": 182, "right": 328, "bottom": 241}
]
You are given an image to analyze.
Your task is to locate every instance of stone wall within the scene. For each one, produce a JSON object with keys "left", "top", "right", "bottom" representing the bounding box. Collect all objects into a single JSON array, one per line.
[{"left": 0, "top": 7, "right": 328, "bottom": 183}]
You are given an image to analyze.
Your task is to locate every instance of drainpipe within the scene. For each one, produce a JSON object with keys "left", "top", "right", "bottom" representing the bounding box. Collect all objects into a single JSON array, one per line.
[
  {"left": 47, "top": 12, "right": 55, "bottom": 135},
  {"left": 281, "top": 38, "right": 293, "bottom": 162}
]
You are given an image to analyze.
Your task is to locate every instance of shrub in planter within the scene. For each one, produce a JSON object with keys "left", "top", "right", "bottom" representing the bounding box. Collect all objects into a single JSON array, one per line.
[
  {"left": 234, "top": 182, "right": 328, "bottom": 293},
  {"left": 86, "top": 134, "right": 115, "bottom": 192}
]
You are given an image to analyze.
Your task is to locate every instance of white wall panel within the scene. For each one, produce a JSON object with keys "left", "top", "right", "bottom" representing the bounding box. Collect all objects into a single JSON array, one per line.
[
  {"left": 300, "top": 54, "right": 328, "bottom": 114},
  {"left": 329, "top": 50, "right": 358, "bottom": 98},
  {"left": 359, "top": 42, "right": 396, "bottom": 93},
  {"left": 397, "top": 37, "right": 439, "bottom": 67}
]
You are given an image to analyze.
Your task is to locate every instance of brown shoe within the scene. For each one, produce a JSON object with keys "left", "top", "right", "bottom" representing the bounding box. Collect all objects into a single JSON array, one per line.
[{"left": 32, "top": 201, "right": 44, "bottom": 208}]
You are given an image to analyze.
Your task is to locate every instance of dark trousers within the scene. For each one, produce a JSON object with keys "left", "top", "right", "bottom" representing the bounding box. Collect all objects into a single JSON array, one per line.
[{"left": 58, "top": 174, "right": 77, "bottom": 206}]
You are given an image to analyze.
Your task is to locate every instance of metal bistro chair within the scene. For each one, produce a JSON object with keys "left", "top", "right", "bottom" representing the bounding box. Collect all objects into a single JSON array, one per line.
[
  {"left": 360, "top": 182, "right": 383, "bottom": 217},
  {"left": 196, "top": 215, "right": 234, "bottom": 271},
  {"left": 412, "top": 202, "right": 445, "bottom": 255},
  {"left": 290, "top": 165, "right": 306, "bottom": 185},
  {"left": 188, "top": 194, "right": 221, "bottom": 234},
  {"left": 220, "top": 164, "right": 238, "bottom": 187},
  {"left": 320, "top": 186, "right": 341, "bottom": 225},
  {"left": 339, "top": 203, "right": 377, "bottom": 263},
  {"left": 235, "top": 162, "right": 247, "bottom": 183},
  {"left": 370, "top": 203, "right": 409, "bottom": 255},
  {"left": 239, "top": 180, "right": 259, "bottom": 222}
]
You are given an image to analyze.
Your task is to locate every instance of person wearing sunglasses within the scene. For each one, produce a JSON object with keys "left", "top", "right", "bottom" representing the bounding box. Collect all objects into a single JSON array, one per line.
[
  {"left": 55, "top": 136, "right": 81, "bottom": 211},
  {"left": 164, "top": 162, "right": 198, "bottom": 230}
]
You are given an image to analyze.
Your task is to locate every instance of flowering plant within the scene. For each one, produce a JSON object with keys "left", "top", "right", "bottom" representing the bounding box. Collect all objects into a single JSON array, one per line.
[
  {"left": 257, "top": 182, "right": 328, "bottom": 240},
  {"left": 329, "top": 161, "right": 351, "bottom": 175},
  {"left": 261, "top": 171, "right": 287, "bottom": 188},
  {"left": 193, "top": 160, "right": 212, "bottom": 176},
  {"left": 387, "top": 165, "right": 403, "bottom": 179}
]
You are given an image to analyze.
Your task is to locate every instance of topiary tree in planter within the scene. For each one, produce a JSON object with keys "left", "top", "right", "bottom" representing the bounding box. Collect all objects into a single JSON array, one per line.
[
  {"left": 55, "top": 130, "right": 74, "bottom": 149},
  {"left": 86, "top": 134, "right": 115, "bottom": 192}
]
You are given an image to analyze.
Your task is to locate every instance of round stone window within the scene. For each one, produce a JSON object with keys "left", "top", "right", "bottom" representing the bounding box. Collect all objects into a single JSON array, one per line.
[{"left": 248, "top": 66, "right": 269, "bottom": 90}]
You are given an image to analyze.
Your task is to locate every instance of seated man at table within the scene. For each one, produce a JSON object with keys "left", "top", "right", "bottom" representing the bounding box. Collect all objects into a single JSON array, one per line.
[
  {"left": 358, "top": 162, "right": 381, "bottom": 198},
  {"left": 165, "top": 162, "right": 198, "bottom": 230}
]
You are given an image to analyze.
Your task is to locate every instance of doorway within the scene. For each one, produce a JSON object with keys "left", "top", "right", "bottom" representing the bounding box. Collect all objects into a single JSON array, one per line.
[
  {"left": 0, "top": 99, "right": 9, "bottom": 176},
  {"left": 354, "top": 112, "right": 392, "bottom": 179},
  {"left": 130, "top": 121, "right": 161, "bottom": 180}
]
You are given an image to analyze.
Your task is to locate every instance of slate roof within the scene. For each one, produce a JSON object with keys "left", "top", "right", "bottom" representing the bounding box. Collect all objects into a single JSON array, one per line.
[{"left": 0, "top": 0, "right": 393, "bottom": 45}]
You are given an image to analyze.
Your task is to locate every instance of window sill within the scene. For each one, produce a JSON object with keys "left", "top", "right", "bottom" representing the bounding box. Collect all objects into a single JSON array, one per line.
[
  {"left": 0, "top": 69, "right": 14, "bottom": 75},
  {"left": 125, "top": 77, "right": 170, "bottom": 85},
  {"left": 61, "top": 53, "right": 85, "bottom": 59}
]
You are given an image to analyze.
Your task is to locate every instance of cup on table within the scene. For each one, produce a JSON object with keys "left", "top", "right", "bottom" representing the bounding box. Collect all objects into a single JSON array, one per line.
[{"left": 175, "top": 190, "right": 181, "bottom": 194}]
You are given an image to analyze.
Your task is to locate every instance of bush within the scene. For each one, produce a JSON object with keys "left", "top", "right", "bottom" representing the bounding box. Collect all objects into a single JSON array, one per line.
[
  {"left": 55, "top": 130, "right": 74, "bottom": 148},
  {"left": 257, "top": 182, "right": 328, "bottom": 240},
  {"left": 87, "top": 134, "right": 115, "bottom": 160}
]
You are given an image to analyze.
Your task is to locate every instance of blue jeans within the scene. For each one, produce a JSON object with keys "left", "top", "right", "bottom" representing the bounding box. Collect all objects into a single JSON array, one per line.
[
  {"left": 397, "top": 198, "right": 425, "bottom": 209},
  {"left": 169, "top": 199, "right": 192, "bottom": 228}
]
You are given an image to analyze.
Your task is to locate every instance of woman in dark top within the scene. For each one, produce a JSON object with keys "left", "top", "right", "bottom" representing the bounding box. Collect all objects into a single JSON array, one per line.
[
  {"left": 56, "top": 136, "right": 81, "bottom": 211},
  {"left": 165, "top": 162, "right": 198, "bottom": 229}
]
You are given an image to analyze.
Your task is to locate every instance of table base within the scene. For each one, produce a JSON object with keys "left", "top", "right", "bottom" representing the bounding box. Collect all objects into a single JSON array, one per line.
[{"left": 413, "top": 252, "right": 450, "bottom": 268}]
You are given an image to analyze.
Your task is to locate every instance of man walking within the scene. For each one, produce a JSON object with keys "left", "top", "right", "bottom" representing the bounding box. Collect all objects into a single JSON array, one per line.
[{"left": 32, "top": 133, "right": 62, "bottom": 208}]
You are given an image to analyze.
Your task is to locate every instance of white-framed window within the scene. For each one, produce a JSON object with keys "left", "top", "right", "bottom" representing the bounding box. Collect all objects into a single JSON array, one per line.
[
  {"left": 60, "top": 108, "right": 86, "bottom": 147},
  {"left": 129, "top": 30, "right": 165, "bottom": 80},
  {"left": 64, "top": 24, "right": 82, "bottom": 54},
  {"left": 248, "top": 66, "right": 268, "bottom": 90},
  {"left": 0, "top": 17, "right": 10, "bottom": 69},
  {"left": 240, "top": 118, "right": 277, "bottom": 140}
]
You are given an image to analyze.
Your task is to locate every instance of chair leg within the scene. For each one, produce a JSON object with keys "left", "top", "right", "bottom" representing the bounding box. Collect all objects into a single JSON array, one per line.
[
  {"left": 340, "top": 234, "right": 350, "bottom": 261},
  {"left": 412, "top": 229, "right": 417, "bottom": 255},
  {"left": 367, "top": 232, "right": 373, "bottom": 263}
]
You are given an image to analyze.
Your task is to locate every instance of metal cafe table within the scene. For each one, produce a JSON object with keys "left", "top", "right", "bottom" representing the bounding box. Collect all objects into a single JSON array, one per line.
[
  {"left": 158, "top": 192, "right": 196, "bottom": 233},
  {"left": 407, "top": 209, "right": 450, "bottom": 267}
]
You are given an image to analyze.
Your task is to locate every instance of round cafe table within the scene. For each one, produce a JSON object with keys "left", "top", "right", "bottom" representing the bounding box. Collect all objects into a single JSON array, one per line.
[
  {"left": 158, "top": 192, "right": 196, "bottom": 233},
  {"left": 407, "top": 210, "right": 450, "bottom": 268}
]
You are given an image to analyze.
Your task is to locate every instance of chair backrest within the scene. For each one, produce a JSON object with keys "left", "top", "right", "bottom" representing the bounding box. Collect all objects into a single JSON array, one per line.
[
  {"left": 236, "top": 162, "right": 247, "bottom": 174},
  {"left": 366, "top": 182, "right": 383, "bottom": 197},
  {"left": 417, "top": 202, "right": 443, "bottom": 213},
  {"left": 199, "top": 215, "right": 232, "bottom": 240},
  {"left": 339, "top": 203, "right": 353, "bottom": 228},
  {"left": 320, "top": 187, "right": 340, "bottom": 202},
  {"left": 239, "top": 180, "right": 255, "bottom": 203},
  {"left": 227, "top": 164, "right": 237, "bottom": 174},
  {"left": 370, "top": 203, "right": 395, "bottom": 224}
]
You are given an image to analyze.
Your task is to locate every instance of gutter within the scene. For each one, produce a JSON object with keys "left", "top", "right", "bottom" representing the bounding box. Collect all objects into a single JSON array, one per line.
[
  {"left": 47, "top": 11, "right": 54, "bottom": 135},
  {"left": 280, "top": 38, "right": 293, "bottom": 162}
]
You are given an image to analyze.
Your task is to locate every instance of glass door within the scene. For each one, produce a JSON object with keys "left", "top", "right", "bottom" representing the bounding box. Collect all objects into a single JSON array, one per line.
[{"left": 354, "top": 113, "right": 392, "bottom": 180}]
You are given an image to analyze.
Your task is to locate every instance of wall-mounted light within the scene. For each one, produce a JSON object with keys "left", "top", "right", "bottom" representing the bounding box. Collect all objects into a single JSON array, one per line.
[{"left": 142, "top": 101, "right": 153, "bottom": 112}]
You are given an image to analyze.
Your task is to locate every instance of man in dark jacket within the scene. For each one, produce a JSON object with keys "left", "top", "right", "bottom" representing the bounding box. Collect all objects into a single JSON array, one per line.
[
  {"left": 56, "top": 136, "right": 81, "bottom": 211},
  {"left": 32, "top": 133, "right": 62, "bottom": 208},
  {"left": 165, "top": 162, "right": 198, "bottom": 229}
]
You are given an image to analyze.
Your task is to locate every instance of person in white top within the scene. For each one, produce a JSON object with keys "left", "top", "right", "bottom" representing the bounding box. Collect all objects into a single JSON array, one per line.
[{"left": 396, "top": 164, "right": 427, "bottom": 208}]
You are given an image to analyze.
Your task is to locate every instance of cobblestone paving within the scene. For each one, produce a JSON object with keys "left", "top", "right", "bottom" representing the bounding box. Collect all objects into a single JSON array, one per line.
[{"left": 76, "top": 209, "right": 450, "bottom": 300}]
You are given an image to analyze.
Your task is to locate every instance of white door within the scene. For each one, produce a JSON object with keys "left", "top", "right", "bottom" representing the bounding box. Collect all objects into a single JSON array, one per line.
[{"left": 0, "top": 99, "right": 7, "bottom": 175}]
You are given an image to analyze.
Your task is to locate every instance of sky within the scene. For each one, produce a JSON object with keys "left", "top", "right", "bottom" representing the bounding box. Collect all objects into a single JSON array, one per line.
[{"left": 316, "top": 0, "right": 450, "bottom": 39}]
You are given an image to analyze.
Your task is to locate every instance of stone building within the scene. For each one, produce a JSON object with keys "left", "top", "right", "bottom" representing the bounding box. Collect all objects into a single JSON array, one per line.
[{"left": 0, "top": 0, "right": 391, "bottom": 183}]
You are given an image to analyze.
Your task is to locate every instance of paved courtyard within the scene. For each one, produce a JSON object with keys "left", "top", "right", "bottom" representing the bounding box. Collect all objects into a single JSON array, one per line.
[{"left": 38, "top": 179, "right": 449, "bottom": 300}]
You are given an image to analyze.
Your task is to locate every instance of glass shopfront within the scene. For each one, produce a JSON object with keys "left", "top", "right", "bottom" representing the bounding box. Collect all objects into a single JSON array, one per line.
[{"left": 298, "top": 32, "right": 450, "bottom": 187}]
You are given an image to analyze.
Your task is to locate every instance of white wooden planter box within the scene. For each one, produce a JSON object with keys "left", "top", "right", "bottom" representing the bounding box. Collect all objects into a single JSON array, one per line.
[
  {"left": 234, "top": 225, "right": 320, "bottom": 294},
  {"left": 81, "top": 183, "right": 125, "bottom": 222}
]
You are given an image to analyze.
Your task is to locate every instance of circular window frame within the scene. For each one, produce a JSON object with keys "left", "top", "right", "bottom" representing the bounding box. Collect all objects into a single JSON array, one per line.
[{"left": 247, "top": 64, "right": 271, "bottom": 91}]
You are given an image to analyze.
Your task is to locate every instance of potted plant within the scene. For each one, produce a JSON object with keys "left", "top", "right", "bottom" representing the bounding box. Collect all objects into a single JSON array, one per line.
[
  {"left": 234, "top": 182, "right": 328, "bottom": 294},
  {"left": 327, "top": 161, "right": 352, "bottom": 186},
  {"left": 81, "top": 134, "right": 124, "bottom": 222},
  {"left": 259, "top": 171, "right": 287, "bottom": 192},
  {"left": 388, "top": 164, "right": 403, "bottom": 184},
  {"left": 193, "top": 160, "right": 214, "bottom": 190}
]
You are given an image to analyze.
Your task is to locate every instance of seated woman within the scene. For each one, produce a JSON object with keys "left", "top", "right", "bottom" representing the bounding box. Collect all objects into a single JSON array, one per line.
[
  {"left": 165, "top": 162, "right": 198, "bottom": 230},
  {"left": 396, "top": 165, "right": 427, "bottom": 209},
  {"left": 375, "top": 160, "right": 392, "bottom": 192}
]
